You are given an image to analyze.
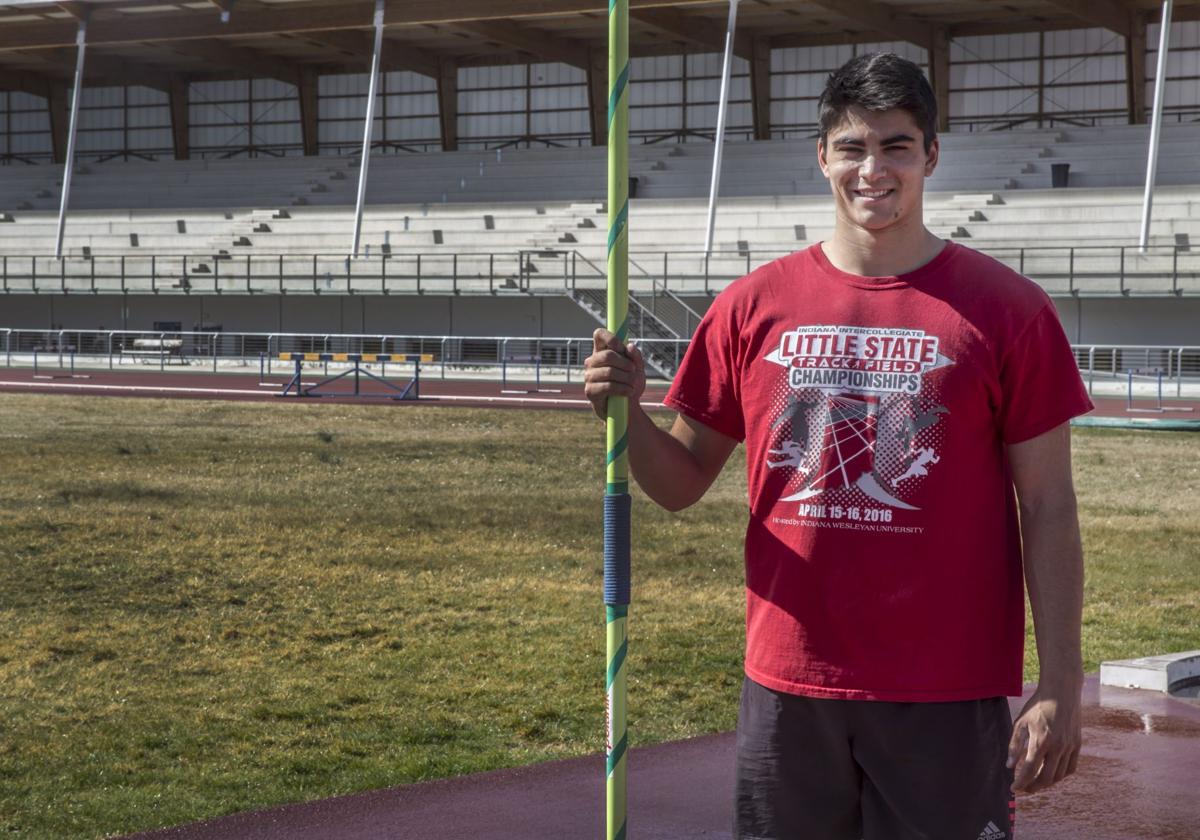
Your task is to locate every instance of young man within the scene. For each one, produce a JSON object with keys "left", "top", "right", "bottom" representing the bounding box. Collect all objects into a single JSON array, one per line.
[{"left": 584, "top": 53, "right": 1092, "bottom": 839}]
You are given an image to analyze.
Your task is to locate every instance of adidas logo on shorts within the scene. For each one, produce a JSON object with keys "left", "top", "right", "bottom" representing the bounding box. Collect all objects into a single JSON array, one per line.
[{"left": 977, "top": 821, "right": 1007, "bottom": 840}]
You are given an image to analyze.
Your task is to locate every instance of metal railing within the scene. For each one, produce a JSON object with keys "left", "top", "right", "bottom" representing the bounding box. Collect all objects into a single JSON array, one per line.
[
  {"left": 1, "top": 244, "right": 1198, "bottom": 297},
  {"left": 2, "top": 328, "right": 1195, "bottom": 397},
  {"left": 0, "top": 327, "right": 687, "bottom": 383},
  {"left": 572, "top": 245, "right": 1200, "bottom": 297},
  {"left": 1075, "top": 345, "right": 1200, "bottom": 399},
  {"left": 0, "top": 252, "right": 538, "bottom": 296}
]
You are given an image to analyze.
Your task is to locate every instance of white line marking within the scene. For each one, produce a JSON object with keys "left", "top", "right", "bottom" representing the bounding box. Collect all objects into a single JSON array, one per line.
[
  {"left": 428, "top": 393, "right": 666, "bottom": 409},
  {"left": 0, "top": 379, "right": 269, "bottom": 397}
]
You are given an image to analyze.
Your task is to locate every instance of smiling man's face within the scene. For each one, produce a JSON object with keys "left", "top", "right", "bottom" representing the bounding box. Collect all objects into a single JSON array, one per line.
[{"left": 817, "top": 105, "right": 939, "bottom": 237}]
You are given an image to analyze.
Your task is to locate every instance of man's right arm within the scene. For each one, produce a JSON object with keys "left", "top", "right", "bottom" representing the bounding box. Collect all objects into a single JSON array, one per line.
[{"left": 584, "top": 329, "right": 737, "bottom": 512}]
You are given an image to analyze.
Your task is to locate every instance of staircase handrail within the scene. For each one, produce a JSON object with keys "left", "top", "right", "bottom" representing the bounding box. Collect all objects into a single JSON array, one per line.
[{"left": 625, "top": 292, "right": 681, "bottom": 340}]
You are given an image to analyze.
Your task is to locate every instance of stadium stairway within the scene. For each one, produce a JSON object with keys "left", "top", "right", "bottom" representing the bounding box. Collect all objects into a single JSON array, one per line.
[{"left": 565, "top": 282, "right": 702, "bottom": 377}]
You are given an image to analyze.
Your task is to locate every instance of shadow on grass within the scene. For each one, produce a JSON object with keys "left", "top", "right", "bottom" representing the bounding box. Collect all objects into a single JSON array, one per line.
[{"left": 55, "top": 481, "right": 182, "bottom": 505}]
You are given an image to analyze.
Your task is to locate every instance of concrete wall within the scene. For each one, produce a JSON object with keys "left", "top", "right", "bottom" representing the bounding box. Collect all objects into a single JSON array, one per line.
[
  {"left": 3, "top": 292, "right": 1197, "bottom": 347},
  {"left": 1063, "top": 297, "right": 1200, "bottom": 347},
  {"left": 0, "top": 293, "right": 600, "bottom": 338}
]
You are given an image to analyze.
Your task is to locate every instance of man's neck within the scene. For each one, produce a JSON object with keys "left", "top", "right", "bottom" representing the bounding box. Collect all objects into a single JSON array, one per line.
[{"left": 821, "top": 218, "right": 944, "bottom": 278}]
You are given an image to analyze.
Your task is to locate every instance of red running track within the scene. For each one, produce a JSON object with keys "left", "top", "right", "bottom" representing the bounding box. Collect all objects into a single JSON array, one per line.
[
  {"left": 0, "top": 366, "right": 672, "bottom": 411},
  {"left": 119, "top": 677, "right": 1200, "bottom": 840}
]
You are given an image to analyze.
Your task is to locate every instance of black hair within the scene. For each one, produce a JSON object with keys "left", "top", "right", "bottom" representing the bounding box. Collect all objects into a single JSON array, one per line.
[{"left": 817, "top": 53, "right": 937, "bottom": 153}]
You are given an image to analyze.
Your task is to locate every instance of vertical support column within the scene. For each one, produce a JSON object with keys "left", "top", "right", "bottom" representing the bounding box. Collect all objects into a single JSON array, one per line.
[
  {"left": 55, "top": 14, "right": 88, "bottom": 259},
  {"left": 703, "top": 0, "right": 740, "bottom": 255},
  {"left": 1139, "top": 0, "right": 1173, "bottom": 252},
  {"left": 587, "top": 47, "right": 608, "bottom": 147},
  {"left": 1127, "top": 12, "right": 1148, "bottom": 125},
  {"left": 169, "top": 75, "right": 190, "bottom": 160},
  {"left": 750, "top": 35, "right": 771, "bottom": 141},
  {"left": 437, "top": 57, "right": 459, "bottom": 152},
  {"left": 298, "top": 66, "right": 320, "bottom": 157},
  {"left": 929, "top": 26, "right": 951, "bottom": 134},
  {"left": 604, "top": 4, "right": 631, "bottom": 840},
  {"left": 351, "top": 0, "right": 385, "bottom": 259}
]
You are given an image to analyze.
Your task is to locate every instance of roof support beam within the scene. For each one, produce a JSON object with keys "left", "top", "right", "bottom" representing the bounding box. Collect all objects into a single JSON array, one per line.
[
  {"left": 631, "top": 7, "right": 752, "bottom": 60},
  {"left": 449, "top": 19, "right": 590, "bottom": 70},
  {"left": 770, "top": 31, "right": 901, "bottom": 49},
  {"left": 168, "top": 74, "right": 190, "bottom": 159},
  {"left": 55, "top": 2, "right": 91, "bottom": 21},
  {"left": 88, "top": 55, "right": 171, "bottom": 93},
  {"left": 0, "top": 0, "right": 718, "bottom": 51},
  {"left": 948, "top": 3, "right": 1199, "bottom": 38},
  {"left": 929, "top": 25, "right": 950, "bottom": 133},
  {"left": 297, "top": 66, "right": 319, "bottom": 155},
  {"left": 800, "top": 1, "right": 952, "bottom": 127},
  {"left": 1038, "top": 0, "right": 1134, "bottom": 38},
  {"left": 163, "top": 39, "right": 302, "bottom": 87},
  {"left": 22, "top": 47, "right": 171, "bottom": 93},
  {"left": 750, "top": 35, "right": 770, "bottom": 141},
  {"left": 0, "top": 70, "right": 56, "bottom": 99},
  {"left": 46, "top": 81, "right": 70, "bottom": 163},
  {"left": 301, "top": 30, "right": 440, "bottom": 79},
  {"left": 587, "top": 46, "right": 606, "bottom": 146},
  {"left": 437, "top": 57, "right": 458, "bottom": 151},
  {"left": 1126, "top": 12, "right": 1148, "bottom": 123},
  {"left": 801, "top": 0, "right": 933, "bottom": 49}
]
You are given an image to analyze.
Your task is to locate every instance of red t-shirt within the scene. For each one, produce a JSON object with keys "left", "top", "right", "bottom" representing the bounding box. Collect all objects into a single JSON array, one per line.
[{"left": 664, "top": 241, "right": 1094, "bottom": 702}]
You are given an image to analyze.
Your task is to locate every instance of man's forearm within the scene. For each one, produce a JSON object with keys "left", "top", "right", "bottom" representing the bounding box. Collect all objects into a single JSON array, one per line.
[
  {"left": 1021, "top": 498, "right": 1085, "bottom": 688},
  {"left": 625, "top": 405, "right": 716, "bottom": 512}
]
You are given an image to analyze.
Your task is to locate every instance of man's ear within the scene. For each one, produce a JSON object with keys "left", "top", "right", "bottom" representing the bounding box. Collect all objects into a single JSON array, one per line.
[
  {"left": 924, "top": 136, "right": 939, "bottom": 177},
  {"left": 817, "top": 139, "right": 830, "bottom": 179}
]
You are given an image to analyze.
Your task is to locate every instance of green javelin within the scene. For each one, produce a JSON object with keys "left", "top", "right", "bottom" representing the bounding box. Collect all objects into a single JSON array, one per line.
[{"left": 604, "top": 1, "right": 631, "bottom": 840}]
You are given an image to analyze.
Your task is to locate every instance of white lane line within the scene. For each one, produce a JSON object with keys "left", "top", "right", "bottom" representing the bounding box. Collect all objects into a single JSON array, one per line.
[
  {"left": 0, "top": 379, "right": 269, "bottom": 397},
  {"left": 0, "top": 379, "right": 667, "bottom": 409},
  {"left": 423, "top": 393, "right": 667, "bottom": 409}
]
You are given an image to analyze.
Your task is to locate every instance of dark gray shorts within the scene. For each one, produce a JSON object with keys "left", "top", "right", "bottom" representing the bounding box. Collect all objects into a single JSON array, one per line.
[{"left": 735, "top": 677, "right": 1016, "bottom": 840}]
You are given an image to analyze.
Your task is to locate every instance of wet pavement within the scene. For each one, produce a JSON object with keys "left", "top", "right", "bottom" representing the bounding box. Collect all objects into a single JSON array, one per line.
[{"left": 125, "top": 676, "right": 1200, "bottom": 840}]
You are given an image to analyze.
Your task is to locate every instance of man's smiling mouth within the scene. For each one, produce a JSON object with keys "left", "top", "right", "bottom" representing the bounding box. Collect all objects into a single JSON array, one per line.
[{"left": 854, "top": 188, "right": 893, "bottom": 199}]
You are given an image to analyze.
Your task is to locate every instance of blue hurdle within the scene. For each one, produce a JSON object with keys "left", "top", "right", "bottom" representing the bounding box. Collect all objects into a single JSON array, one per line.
[
  {"left": 1125, "top": 368, "right": 1195, "bottom": 414},
  {"left": 500, "top": 354, "right": 562, "bottom": 395},
  {"left": 277, "top": 352, "right": 433, "bottom": 400}
]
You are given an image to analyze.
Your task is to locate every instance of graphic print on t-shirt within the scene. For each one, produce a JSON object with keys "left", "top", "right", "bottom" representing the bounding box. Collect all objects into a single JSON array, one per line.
[{"left": 763, "top": 324, "right": 955, "bottom": 519}]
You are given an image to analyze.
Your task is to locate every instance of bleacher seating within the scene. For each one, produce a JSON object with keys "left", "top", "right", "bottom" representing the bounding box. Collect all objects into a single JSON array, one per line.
[
  {"left": 3, "top": 121, "right": 1200, "bottom": 213},
  {"left": 1, "top": 122, "right": 1199, "bottom": 299}
]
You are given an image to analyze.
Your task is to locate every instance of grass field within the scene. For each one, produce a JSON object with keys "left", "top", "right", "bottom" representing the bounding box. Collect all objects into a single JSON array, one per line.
[{"left": 0, "top": 393, "right": 1197, "bottom": 839}]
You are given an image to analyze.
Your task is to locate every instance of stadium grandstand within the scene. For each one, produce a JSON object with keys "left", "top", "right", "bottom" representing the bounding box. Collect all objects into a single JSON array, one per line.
[{"left": 1, "top": 0, "right": 1199, "bottom": 379}]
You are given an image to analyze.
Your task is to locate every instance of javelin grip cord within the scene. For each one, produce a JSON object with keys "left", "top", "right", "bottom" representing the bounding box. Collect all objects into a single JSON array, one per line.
[{"left": 603, "top": 493, "right": 632, "bottom": 605}]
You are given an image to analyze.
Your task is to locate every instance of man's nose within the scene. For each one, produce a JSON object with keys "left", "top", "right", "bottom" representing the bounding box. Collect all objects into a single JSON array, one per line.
[{"left": 859, "top": 154, "right": 882, "bottom": 178}]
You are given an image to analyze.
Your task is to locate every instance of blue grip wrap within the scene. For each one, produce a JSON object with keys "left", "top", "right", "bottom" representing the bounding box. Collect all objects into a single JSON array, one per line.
[{"left": 603, "top": 493, "right": 632, "bottom": 606}]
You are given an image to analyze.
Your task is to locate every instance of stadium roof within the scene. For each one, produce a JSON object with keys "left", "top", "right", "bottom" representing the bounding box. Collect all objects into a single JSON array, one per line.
[{"left": 1, "top": 0, "right": 1198, "bottom": 94}]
